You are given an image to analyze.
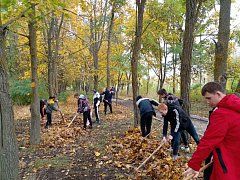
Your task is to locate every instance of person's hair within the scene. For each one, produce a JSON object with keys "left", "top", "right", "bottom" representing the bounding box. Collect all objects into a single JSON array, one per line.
[
  {"left": 157, "top": 88, "right": 167, "bottom": 95},
  {"left": 158, "top": 103, "right": 168, "bottom": 111},
  {"left": 49, "top": 96, "right": 55, "bottom": 99},
  {"left": 74, "top": 93, "right": 79, "bottom": 98},
  {"left": 136, "top": 95, "right": 142, "bottom": 101},
  {"left": 201, "top": 82, "right": 225, "bottom": 96}
]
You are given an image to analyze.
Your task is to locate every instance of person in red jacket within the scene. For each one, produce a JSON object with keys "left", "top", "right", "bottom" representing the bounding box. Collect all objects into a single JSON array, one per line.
[{"left": 183, "top": 82, "right": 240, "bottom": 179}]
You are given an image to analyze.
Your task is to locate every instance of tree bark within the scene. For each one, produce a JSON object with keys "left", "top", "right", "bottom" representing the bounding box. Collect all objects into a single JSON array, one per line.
[
  {"left": 172, "top": 53, "right": 177, "bottom": 94},
  {"left": 126, "top": 73, "right": 131, "bottom": 95},
  {"left": 90, "top": 0, "right": 108, "bottom": 90},
  {"left": 106, "top": 3, "right": 115, "bottom": 88},
  {"left": 214, "top": 0, "right": 231, "bottom": 89},
  {"left": 0, "top": 27, "right": 19, "bottom": 180},
  {"left": 180, "top": 0, "right": 201, "bottom": 115},
  {"left": 131, "top": 0, "right": 146, "bottom": 127},
  {"left": 28, "top": 4, "right": 40, "bottom": 145}
]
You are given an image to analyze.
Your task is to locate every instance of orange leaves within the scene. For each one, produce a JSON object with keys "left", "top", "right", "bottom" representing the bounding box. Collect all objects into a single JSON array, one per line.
[{"left": 107, "top": 128, "right": 189, "bottom": 179}]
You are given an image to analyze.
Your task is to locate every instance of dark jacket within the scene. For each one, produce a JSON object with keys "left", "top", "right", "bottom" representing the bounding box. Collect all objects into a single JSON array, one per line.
[
  {"left": 164, "top": 93, "right": 183, "bottom": 107},
  {"left": 188, "top": 94, "right": 240, "bottom": 179},
  {"left": 101, "top": 89, "right": 113, "bottom": 103},
  {"left": 136, "top": 98, "right": 159, "bottom": 117},
  {"left": 162, "top": 104, "right": 190, "bottom": 136},
  {"left": 78, "top": 97, "right": 90, "bottom": 113}
]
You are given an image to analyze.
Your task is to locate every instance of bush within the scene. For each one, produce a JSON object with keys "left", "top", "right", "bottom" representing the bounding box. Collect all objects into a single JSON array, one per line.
[
  {"left": 190, "top": 83, "right": 203, "bottom": 102},
  {"left": 10, "top": 79, "right": 32, "bottom": 105},
  {"left": 10, "top": 79, "right": 48, "bottom": 105},
  {"left": 58, "top": 91, "right": 72, "bottom": 102}
]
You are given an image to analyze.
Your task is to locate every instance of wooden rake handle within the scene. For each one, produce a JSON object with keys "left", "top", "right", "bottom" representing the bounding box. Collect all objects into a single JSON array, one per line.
[
  {"left": 136, "top": 141, "right": 165, "bottom": 171},
  {"left": 183, "top": 161, "right": 213, "bottom": 180}
]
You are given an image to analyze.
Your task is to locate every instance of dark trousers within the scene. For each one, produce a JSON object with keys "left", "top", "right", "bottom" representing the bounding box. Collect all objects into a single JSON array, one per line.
[
  {"left": 171, "top": 121, "right": 199, "bottom": 155},
  {"left": 184, "top": 121, "right": 199, "bottom": 144},
  {"left": 94, "top": 105, "right": 100, "bottom": 122},
  {"left": 83, "top": 110, "right": 92, "bottom": 128},
  {"left": 46, "top": 113, "right": 52, "bottom": 127},
  {"left": 140, "top": 112, "right": 153, "bottom": 137},
  {"left": 204, "top": 153, "right": 213, "bottom": 180},
  {"left": 181, "top": 131, "right": 189, "bottom": 146},
  {"left": 104, "top": 100, "right": 112, "bottom": 114}
]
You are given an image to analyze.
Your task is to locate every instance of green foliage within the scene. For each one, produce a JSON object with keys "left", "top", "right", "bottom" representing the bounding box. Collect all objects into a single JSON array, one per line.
[
  {"left": 10, "top": 79, "right": 48, "bottom": 105},
  {"left": 190, "top": 83, "right": 203, "bottom": 101},
  {"left": 57, "top": 91, "right": 72, "bottom": 102},
  {"left": 10, "top": 79, "right": 32, "bottom": 105}
]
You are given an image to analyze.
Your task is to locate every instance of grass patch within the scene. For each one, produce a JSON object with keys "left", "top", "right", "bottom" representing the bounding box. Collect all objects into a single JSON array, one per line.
[{"left": 33, "top": 155, "right": 72, "bottom": 170}]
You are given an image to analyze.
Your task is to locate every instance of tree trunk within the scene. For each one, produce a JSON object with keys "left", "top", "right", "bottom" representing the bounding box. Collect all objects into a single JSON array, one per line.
[
  {"left": 126, "top": 73, "right": 131, "bottom": 95},
  {"left": 116, "top": 71, "right": 123, "bottom": 105},
  {"left": 46, "top": 16, "right": 55, "bottom": 96},
  {"left": 131, "top": 0, "right": 146, "bottom": 127},
  {"left": 172, "top": 53, "right": 177, "bottom": 94},
  {"left": 160, "top": 40, "right": 167, "bottom": 88},
  {"left": 28, "top": 4, "right": 40, "bottom": 145},
  {"left": 146, "top": 67, "right": 150, "bottom": 95},
  {"left": 214, "top": 0, "right": 231, "bottom": 89},
  {"left": 180, "top": 0, "right": 201, "bottom": 115},
  {"left": 0, "top": 27, "right": 19, "bottom": 180},
  {"left": 106, "top": 4, "right": 115, "bottom": 88},
  {"left": 90, "top": 0, "right": 108, "bottom": 90}
]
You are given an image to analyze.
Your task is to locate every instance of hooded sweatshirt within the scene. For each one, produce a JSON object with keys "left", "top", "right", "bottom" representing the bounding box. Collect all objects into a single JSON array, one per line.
[{"left": 188, "top": 94, "right": 240, "bottom": 180}]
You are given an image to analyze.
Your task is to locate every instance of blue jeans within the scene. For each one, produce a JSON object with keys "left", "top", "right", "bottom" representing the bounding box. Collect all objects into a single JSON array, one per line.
[
  {"left": 171, "top": 121, "right": 199, "bottom": 156},
  {"left": 184, "top": 121, "right": 199, "bottom": 144}
]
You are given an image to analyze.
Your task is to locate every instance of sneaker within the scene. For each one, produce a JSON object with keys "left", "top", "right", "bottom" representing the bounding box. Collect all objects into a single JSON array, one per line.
[
  {"left": 184, "top": 147, "right": 190, "bottom": 153},
  {"left": 181, "top": 146, "right": 190, "bottom": 153},
  {"left": 172, "top": 155, "right": 181, "bottom": 161}
]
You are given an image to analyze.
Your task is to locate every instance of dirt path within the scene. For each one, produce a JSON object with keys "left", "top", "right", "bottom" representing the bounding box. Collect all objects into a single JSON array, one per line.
[{"left": 17, "top": 101, "right": 135, "bottom": 180}]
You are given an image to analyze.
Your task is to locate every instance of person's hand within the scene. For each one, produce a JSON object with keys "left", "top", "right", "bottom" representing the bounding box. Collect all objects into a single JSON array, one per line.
[
  {"left": 183, "top": 167, "right": 199, "bottom": 178},
  {"left": 162, "top": 137, "right": 167, "bottom": 143},
  {"left": 168, "top": 135, "right": 173, "bottom": 140}
]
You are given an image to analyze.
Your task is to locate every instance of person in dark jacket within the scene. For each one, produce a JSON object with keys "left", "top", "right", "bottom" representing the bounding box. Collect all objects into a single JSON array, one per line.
[
  {"left": 75, "top": 93, "right": 93, "bottom": 130},
  {"left": 158, "top": 88, "right": 190, "bottom": 152},
  {"left": 158, "top": 102, "right": 199, "bottom": 160},
  {"left": 101, "top": 88, "right": 113, "bottom": 115},
  {"left": 184, "top": 82, "right": 240, "bottom": 179},
  {"left": 136, "top": 95, "right": 159, "bottom": 137},
  {"left": 157, "top": 88, "right": 183, "bottom": 106},
  {"left": 93, "top": 90, "right": 101, "bottom": 123},
  {"left": 45, "top": 96, "right": 61, "bottom": 129}
]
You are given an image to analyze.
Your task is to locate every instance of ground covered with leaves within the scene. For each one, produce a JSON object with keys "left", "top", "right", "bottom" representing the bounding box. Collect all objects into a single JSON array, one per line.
[{"left": 15, "top": 97, "right": 199, "bottom": 179}]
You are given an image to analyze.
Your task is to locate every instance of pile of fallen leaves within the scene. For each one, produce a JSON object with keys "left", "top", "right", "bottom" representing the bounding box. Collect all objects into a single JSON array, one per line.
[{"left": 107, "top": 128, "right": 190, "bottom": 179}]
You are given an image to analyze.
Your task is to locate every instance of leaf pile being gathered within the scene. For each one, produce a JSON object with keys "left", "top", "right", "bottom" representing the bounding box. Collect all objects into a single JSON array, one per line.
[{"left": 107, "top": 128, "right": 189, "bottom": 179}]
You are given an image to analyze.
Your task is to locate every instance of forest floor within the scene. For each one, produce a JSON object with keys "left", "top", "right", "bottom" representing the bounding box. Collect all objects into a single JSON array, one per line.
[{"left": 15, "top": 96, "right": 205, "bottom": 180}]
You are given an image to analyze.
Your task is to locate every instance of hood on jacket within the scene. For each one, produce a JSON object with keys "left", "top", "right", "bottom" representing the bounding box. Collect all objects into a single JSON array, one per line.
[
  {"left": 79, "top": 94, "right": 86, "bottom": 99},
  {"left": 217, "top": 94, "right": 240, "bottom": 113}
]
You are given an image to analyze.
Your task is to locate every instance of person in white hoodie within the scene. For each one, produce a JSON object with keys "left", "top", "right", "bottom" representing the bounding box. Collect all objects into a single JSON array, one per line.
[{"left": 93, "top": 90, "right": 101, "bottom": 123}]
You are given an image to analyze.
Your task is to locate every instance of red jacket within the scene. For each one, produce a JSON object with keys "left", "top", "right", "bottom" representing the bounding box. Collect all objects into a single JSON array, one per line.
[{"left": 188, "top": 94, "right": 240, "bottom": 180}]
